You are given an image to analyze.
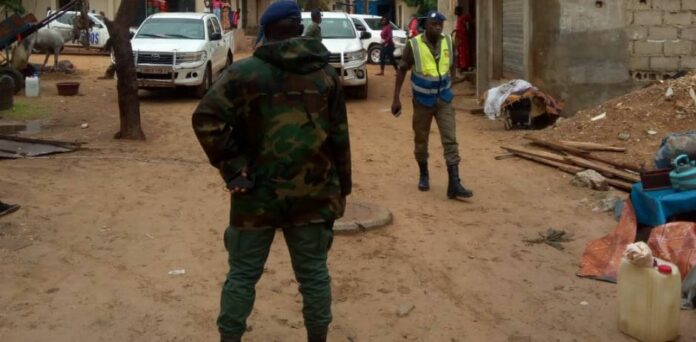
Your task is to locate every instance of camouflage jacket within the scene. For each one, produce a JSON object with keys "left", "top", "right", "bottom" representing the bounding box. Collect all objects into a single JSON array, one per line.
[{"left": 192, "top": 38, "right": 351, "bottom": 230}]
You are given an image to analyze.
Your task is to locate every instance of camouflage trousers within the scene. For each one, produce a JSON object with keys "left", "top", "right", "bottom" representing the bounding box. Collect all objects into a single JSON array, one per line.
[
  {"left": 218, "top": 222, "right": 334, "bottom": 339},
  {"left": 412, "top": 99, "right": 461, "bottom": 166}
]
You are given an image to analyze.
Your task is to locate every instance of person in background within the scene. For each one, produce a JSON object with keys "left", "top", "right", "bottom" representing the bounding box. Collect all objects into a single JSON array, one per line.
[
  {"left": 391, "top": 11, "right": 473, "bottom": 200},
  {"left": 376, "top": 16, "right": 397, "bottom": 76},
  {"left": 454, "top": 5, "right": 471, "bottom": 72},
  {"left": 213, "top": 0, "right": 223, "bottom": 19},
  {"left": 303, "top": 8, "right": 322, "bottom": 39},
  {"left": 408, "top": 14, "right": 419, "bottom": 38},
  {"left": 233, "top": 9, "right": 241, "bottom": 28}
]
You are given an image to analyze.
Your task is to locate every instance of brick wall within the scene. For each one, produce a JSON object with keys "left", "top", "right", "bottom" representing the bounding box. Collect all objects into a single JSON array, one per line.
[{"left": 627, "top": 0, "right": 696, "bottom": 80}]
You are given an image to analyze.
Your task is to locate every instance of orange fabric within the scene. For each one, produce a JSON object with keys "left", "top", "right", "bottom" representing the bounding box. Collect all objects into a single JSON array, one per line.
[
  {"left": 648, "top": 222, "right": 696, "bottom": 280},
  {"left": 578, "top": 201, "right": 637, "bottom": 283}
]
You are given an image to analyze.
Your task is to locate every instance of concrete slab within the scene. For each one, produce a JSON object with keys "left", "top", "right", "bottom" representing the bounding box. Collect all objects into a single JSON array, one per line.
[{"left": 334, "top": 201, "right": 392, "bottom": 234}]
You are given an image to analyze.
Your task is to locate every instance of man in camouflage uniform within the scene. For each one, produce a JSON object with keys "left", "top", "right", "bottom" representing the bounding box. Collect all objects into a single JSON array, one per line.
[{"left": 191, "top": 1, "right": 351, "bottom": 341}]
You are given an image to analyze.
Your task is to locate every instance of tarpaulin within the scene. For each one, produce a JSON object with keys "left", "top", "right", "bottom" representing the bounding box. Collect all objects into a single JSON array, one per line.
[
  {"left": 579, "top": 200, "right": 696, "bottom": 283},
  {"left": 648, "top": 222, "right": 696, "bottom": 281},
  {"left": 578, "top": 201, "right": 637, "bottom": 283}
]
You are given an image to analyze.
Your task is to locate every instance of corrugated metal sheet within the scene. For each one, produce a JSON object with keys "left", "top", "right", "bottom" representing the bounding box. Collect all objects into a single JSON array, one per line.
[{"left": 503, "top": 0, "right": 524, "bottom": 78}]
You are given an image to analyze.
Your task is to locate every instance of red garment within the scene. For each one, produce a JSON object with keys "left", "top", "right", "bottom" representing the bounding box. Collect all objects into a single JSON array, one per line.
[
  {"left": 408, "top": 18, "right": 418, "bottom": 38},
  {"left": 455, "top": 14, "right": 470, "bottom": 70}
]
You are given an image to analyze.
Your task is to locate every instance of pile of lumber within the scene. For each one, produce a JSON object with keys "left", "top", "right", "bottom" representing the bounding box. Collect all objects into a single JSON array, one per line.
[{"left": 501, "top": 136, "right": 641, "bottom": 192}]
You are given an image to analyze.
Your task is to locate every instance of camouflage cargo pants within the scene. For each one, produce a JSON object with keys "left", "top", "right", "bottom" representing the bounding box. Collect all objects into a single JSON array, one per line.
[
  {"left": 412, "top": 99, "right": 461, "bottom": 166},
  {"left": 218, "top": 222, "right": 334, "bottom": 339}
]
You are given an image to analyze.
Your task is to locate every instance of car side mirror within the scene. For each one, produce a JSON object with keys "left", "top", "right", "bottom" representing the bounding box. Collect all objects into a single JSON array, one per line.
[
  {"left": 210, "top": 32, "right": 222, "bottom": 41},
  {"left": 360, "top": 31, "right": 371, "bottom": 40},
  {"left": 356, "top": 25, "right": 366, "bottom": 32}
]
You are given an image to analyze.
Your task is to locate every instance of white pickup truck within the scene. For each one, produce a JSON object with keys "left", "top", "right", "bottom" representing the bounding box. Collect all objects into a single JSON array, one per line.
[
  {"left": 130, "top": 12, "right": 234, "bottom": 97},
  {"left": 301, "top": 12, "right": 371, "bottom": 99}
]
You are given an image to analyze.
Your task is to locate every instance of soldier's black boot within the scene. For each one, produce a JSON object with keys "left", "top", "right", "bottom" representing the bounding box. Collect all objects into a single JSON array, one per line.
[
  {"left": 308, "top": 334, "right": 327, "bottom": 342},
  {"left": 446, "top": 164, "right": 473, "bottom": 200},
  {"left": 220, "top": 333, "right": 241, "bottom": 342},
  {"left": 417, "top": 161, "right": 430, "bottom": 191}
]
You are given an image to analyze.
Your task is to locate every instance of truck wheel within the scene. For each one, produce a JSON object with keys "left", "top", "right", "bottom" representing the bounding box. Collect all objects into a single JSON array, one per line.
[
  {"left": 368, "top": 45, "right": 381, "bottom": 64},
  {"left": 226, "top": 52, "right": 234, "bottom": 67},
  {"left": 195, "top": 65, "right": 212, "bottom": 99},
  {"left": 0, "top": 67, "right": 24, "bottom": 94},
  {"left": 355, "top": 78, "right": 368, "bottom": 100}
]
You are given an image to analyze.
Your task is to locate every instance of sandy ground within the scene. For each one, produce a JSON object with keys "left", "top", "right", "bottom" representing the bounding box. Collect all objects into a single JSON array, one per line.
[{"left": 1, "top": 54, "right": 695, "bottom": 342}]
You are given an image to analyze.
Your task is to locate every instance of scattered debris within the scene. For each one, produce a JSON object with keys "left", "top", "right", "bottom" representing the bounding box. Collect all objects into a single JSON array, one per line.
[
  {"left": 647, "top": 129, "right": 658, "bottom": 136},
  {"left": 397, "top": 303, "right": 415, "bottom": 317},
  {"left": 0, "top": 135, "right": 80, "bottom": 159},
  {"left": 580, "top": 301, "right": 589, "bottom": 306},
  {"left": 524, "top": 229, "right": 575, "bottom": 251},
  {"left": 45, "top": 287, "right": 60, "bottom": 294},
  {"left": 572, "top": 170, "right": 609, "bottom": 191},
  {"left": 591, "top": 112, "right": 607, "bottom": 121},
  {"left": 593, "top": 195, "right": 623, "bottom": 213},
  {"left": 81, "top": 123, "right": 89, "bottom": 129},
  {"left": 618, "top": 132, "right": 631, "bottom": 141},
  {"left": 665, "top": 87, "right": 675, "bottom": 100},
  {"left": 168, "top": 268, "right": 186, "bottom": 276}
]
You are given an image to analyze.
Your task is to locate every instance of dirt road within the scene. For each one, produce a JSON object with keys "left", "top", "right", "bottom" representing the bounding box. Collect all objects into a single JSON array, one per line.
[{"left": 1, "top": 55, "right": 694, "bottom": 341}]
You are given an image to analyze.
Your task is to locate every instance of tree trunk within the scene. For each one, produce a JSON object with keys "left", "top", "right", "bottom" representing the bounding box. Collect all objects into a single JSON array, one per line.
[{"left": 104, "top": 0, "right": 145, "bottom": 140}]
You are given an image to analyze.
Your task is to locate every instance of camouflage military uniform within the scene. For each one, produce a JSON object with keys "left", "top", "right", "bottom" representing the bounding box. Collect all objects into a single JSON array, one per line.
[{"left": 192, "top": 37, "right": 351, "bottom": 339}]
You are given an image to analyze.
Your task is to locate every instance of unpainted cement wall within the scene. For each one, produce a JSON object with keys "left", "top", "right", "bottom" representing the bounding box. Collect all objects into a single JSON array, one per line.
[
  {"left": 531, "top": 0, "right": 636, "bottom": 115},
  {"left": 627, "top": 0, "right": 696, "bottom": 81}
]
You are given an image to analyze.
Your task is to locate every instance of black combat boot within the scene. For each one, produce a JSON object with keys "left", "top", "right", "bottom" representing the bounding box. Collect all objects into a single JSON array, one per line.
[
  {"left": 418, "top": 161, "right": 430, "bottom": 191},
  {"left": 446, "top": 164, "right": 473, "bottom": 200},
  {"left": 0, "top": 201, "right": 20, "bottom": 217},
  {"left": 308, "top": 334, "right": 327, "bottom": 342},
  {"left": 220, "top": 333, "right": 241, "bottom": 342}
]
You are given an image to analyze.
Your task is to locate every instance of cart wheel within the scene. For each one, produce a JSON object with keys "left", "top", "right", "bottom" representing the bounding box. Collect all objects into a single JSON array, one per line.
[{"left": 0, "top": 67, "right": 24, "bottom": 94}]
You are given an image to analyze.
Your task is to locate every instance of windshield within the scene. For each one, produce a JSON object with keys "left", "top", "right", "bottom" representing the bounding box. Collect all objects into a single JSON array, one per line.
[
  {"left": 363, "top": 18, "right": 399, "bottom": 31},
  {"left": 136, "top": 18, "right": 205, "bottom": 40},
  {"left": 303, "top": 18, "right": 355, "bottom": 39}
]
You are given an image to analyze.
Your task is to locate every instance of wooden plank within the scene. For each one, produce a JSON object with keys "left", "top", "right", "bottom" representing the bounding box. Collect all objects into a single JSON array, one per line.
[
  {"left": 560, "top": 141, "right": 627, "bottom": 153},
  {"left": 606, "top": 179, "right": 633, "bottom": 192},
  {"left": 515, "top": 152, "right": 583, "bottom": 174},
  {"left": 501, "top": 145, "right": 567, "bottom": 163},
  {"left": 583, "top": 153, "right": 641, "bottom": 174},
  {"left": 525, "top": 136, "right": 589, "bottom": 155},
  {"left": 565, "top": 155, "right": 641, "bottom": 183}
]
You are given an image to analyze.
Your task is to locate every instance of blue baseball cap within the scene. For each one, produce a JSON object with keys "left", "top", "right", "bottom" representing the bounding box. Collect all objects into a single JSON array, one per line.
[
  {"left": 425, "top": 10, "right": 446, "bottom": 22},
  {"left": 260, "top": 0, "right": 301, "bottom": 27}
]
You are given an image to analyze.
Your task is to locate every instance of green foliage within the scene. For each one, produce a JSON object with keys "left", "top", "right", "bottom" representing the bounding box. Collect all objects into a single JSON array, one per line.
[
  {"left": 404, "top": 0, "right": 437, "bottom": 15},
  {"left": 0, "top": 0, "right": 25, "bottom": 14}
]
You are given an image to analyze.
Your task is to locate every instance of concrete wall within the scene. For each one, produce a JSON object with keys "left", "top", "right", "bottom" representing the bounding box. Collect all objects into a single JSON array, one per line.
[
  {"left": 395, "top": 0, "right": 418, "bottom": 29},
  {"left": 530, "top": 0, "right": 636, "bottom": 115},
  {"left": 627, "top": 0, "right": 696, "bottom": 80}
]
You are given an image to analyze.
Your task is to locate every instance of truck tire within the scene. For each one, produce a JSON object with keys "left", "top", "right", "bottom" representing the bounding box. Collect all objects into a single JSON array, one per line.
[
  {"left": 195, "top": 65, "right": 212, "bottom": 99},
  {"left": 0, "top": 67, "right": 24, "bottom": 94},
  {"left": 227, "top": 51, "right": 234, "bottom": 67},
  {"left": 368, "top": 45, "right": 381, "bottom": 64},
  {"left": 354, "top": 76, "right": 368, "bottom": 100}
]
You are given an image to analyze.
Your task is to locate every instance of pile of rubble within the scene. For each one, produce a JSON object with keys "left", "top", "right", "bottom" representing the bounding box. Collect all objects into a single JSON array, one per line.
[{"left": 539, "top": 72, "right": 696, "bottom": 168}]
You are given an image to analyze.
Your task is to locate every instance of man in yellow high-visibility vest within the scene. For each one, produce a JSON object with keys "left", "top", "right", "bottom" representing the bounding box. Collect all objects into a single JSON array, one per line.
[{"left": 391, "top": 10, "right": 474, "bottom": 200}]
